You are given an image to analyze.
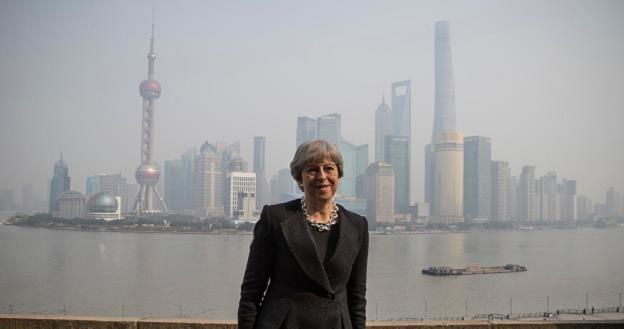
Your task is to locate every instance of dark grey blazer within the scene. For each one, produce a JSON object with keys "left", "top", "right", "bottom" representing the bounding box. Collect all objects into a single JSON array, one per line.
[{"left": 238, "top": 199, "right": 369, "bottom": 329}]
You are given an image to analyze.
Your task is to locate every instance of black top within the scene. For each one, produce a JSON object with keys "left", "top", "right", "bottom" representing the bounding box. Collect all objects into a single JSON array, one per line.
[{"left": 308, "top": 222, "right": 339, "bottom": 264}]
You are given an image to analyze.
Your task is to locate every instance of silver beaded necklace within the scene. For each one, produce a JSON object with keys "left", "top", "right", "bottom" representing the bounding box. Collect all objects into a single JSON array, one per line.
[{"left": 301, "top": 196, "right": 338, "bottom": 232}]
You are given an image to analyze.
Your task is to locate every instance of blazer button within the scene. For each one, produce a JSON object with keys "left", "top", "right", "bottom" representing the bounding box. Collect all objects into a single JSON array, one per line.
[{"left": 326, "top": 292, "right": 335, "bottom": 299}]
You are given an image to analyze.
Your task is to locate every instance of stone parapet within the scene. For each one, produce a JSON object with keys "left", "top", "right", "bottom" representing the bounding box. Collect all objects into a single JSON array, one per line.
[{"left": 1, "top": 314, "right": 623, "bottom": 329}]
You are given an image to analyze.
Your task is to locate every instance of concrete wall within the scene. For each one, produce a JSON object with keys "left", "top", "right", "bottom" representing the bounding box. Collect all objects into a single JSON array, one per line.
[{"left": 1, "top": 314, "right": 623, "bottom": 329}]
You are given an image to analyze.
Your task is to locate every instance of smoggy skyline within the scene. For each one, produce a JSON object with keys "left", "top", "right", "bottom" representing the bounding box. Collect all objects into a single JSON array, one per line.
[{"left": 1, "top": 0, "right": 623, "bottom": 204}]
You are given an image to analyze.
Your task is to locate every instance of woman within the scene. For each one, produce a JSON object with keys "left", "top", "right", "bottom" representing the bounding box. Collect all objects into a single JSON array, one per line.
[{"left": 238, "top": 139, "right": 369, "bottom": 329}]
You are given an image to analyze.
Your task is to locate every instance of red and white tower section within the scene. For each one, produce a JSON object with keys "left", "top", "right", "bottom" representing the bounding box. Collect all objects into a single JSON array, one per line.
[{"left": 133, "top": 20, "right": 168, "bottom": 216}]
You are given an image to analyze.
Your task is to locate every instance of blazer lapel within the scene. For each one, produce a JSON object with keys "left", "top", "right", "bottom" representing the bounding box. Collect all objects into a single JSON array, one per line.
[
  {"left": 327, "top": 207, "right": 360, "bottom": 274},
  {"left": 280, "top": 210, "right": 333, "bottom": 293}
]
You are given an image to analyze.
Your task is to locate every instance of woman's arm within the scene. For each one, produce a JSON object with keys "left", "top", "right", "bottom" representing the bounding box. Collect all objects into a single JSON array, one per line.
[
  {"left": 346, "top": 218, "right": 369, "bottom": 329},
  {"left": 238, "top": 205, "right": 275, "bottom": 329}
]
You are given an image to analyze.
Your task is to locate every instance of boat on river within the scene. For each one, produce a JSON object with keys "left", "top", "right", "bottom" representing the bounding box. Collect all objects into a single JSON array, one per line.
[{"left": 422, "top": 264, "right": 527, "bottom": 276}]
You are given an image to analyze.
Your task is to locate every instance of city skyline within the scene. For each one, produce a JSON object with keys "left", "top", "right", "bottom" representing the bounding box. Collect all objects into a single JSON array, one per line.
[{"left": 1, "top": 0, "right": 623, "bottom": 204}]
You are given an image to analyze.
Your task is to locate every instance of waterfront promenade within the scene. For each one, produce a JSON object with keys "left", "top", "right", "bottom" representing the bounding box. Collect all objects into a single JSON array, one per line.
[{"left": 1, "top": 314, "right": 623, "bottom": 329}]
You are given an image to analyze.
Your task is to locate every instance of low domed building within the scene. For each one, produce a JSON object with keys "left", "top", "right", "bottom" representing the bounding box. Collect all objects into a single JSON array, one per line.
[
  {"left": 54, "top": 191, "right": 87, "bottom": 219},
  {"left": 86, "top": 192, "right": 122, "bottom": 221}
]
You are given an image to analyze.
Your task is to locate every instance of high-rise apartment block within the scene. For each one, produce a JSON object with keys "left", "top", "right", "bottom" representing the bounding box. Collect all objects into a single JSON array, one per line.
[
  {"left": 463, "top": 136, "right": 491, "bottom": 220},
  {"left": 364, "top": 161, "right": 395, "bottom": 226},
  {"left": 490, "top": 161, "right": 510, "bottom": 221}
]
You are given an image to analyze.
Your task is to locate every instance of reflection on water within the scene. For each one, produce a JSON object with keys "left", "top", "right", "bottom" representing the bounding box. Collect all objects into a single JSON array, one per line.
[{"left": 0, "top": 225, "right": 623, "bottom": 319}]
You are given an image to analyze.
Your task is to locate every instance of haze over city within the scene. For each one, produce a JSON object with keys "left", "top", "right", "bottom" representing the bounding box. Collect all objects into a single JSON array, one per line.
[{"left": 1, "top": 0, "right": 623, "bottom": 205}]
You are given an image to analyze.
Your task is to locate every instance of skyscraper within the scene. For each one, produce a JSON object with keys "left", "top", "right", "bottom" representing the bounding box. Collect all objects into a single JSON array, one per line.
[
  {"left": 338, "top": 139, "right": 368, "bottom": 197},
  {"left": 490, "top": 161, "right": 510, "bottom": 221},
  {"left": 296, "top": 116, "right": 316, "bottom": 147},
  {"left": 508, "top": 175, "right": 518, "bottom": 221},
  {"left": 390, "top": 81, "right": 411, "bottom": 139},
  {"left": 463, "top": 136, "right": 491, "bottom": 220},
  {"left": 317, "top": 113, "right": 341, "bottom": 146},
  {"left": 606, "top": 187, "right": 623, "bottom": 217},
  {"left": 560, "top": 179, "right": 576, "bottom": 221},
  {"left": 164, "top": 160, "right": 187, "bottom": 211},
  {"left": 364, "top": 161, "right": 395, "bottom": 227},
  {"left": 49, "top": 154, "right": 71, "bottom": 213},
  {"left": 374, "top": 96, "right": 392, "bottom": 162},
  {"left": 576, "top": 195, "right": 593, "bottom": 220},
  {"left": 427, "top": 21, "right": 463, "bottom": 223},
  {"left": 22, "top": 184, "right": 35, "bottom": 211},
  {"left": 537, "top": 171, "right": 559, "bottom": 221},
  {"left": 225, "top": 172, "right": 256, "bottom": 218},
  {"left": 193, "top": 148, "right": 223, "bottom": 217},
  {"left": 253, "top": 136, "right": 270, "bottom": 209},
  {"left": 271, "top": 168, "right": 295, "bottom": 203},
  {"left": 0, "top": 189, "right": 16, "bottom": 211},
  {"left": 384, "top": 135, "right": 409, "bottom": 214},
  {"left": 518, "top": 165, "right": 536, "bottom": 221},
  {"left": 133, "top": 17, "right": 168, "bottom": 215}
]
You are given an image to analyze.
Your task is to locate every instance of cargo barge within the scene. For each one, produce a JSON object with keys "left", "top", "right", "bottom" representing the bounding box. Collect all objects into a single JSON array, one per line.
[{"left": 422, "top": 264, "right": 527, "bottom": 276}]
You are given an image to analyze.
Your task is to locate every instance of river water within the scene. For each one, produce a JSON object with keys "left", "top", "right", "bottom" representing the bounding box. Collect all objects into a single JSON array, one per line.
[{"left": 0, "top": 224, "right": 622, "bottom": 319}]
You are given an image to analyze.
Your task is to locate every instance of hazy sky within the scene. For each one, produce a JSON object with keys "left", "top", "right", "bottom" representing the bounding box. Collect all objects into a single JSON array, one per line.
[{"left": 1, "top": 0, "right": 623, "bottom": 205}]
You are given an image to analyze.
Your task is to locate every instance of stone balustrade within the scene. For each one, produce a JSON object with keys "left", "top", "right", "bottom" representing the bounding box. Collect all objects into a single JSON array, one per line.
[{"left": 1, "top": 314, "right": 623, "bottom": 329}]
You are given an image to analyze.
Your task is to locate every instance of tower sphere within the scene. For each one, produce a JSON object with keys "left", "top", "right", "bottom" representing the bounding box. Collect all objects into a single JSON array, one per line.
[
  {"left": 140, "top": 79, "right": 161, "bottom": 99},
  {"left": 135, "top": 163, "right": 160, "bottom": 186}
]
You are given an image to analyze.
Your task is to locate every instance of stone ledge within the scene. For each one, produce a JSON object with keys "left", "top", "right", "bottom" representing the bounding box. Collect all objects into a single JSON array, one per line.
[{"left": 0, "top": 314, "right": 622, "bottom": 329}]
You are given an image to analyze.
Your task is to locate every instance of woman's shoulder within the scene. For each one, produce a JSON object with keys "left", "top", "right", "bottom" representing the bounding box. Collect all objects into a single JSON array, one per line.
[
  {"left": 266, "top": 198, "right": 301, "bottom": 212},
  {"left": 260, "top": 199, "right": 301, "bottom": 222},
  {"left": 337, "top": 204, "right": 368, "bottom": 228}
]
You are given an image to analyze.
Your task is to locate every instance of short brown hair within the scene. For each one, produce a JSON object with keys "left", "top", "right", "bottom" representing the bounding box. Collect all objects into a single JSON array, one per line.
[{"left": 290, "top": 140, "right": 344, "bottom": 187}]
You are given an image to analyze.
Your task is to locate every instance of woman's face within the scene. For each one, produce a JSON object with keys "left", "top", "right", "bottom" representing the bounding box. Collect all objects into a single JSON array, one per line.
[{"left": 300, "top": 159, "right": 340, "bottom": 204}]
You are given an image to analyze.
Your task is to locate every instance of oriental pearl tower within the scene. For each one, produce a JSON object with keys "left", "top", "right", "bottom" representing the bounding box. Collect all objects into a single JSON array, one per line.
[{"left": 133, "top": 17, "right": 168, "bottom": 216}]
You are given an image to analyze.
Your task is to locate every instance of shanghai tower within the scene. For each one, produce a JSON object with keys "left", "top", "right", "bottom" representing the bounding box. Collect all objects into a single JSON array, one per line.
[
  {"left": 426, "top": 21, "right": 464, "bottom": 223},
  {"left": 133, "top": 16, "right": 168, "bottom": 216}
]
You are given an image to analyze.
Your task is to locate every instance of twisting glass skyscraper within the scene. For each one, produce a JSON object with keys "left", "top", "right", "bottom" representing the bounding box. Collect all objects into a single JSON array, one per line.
[{"left": 427, "top": 21, "right": 464, "bottom": 224}]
